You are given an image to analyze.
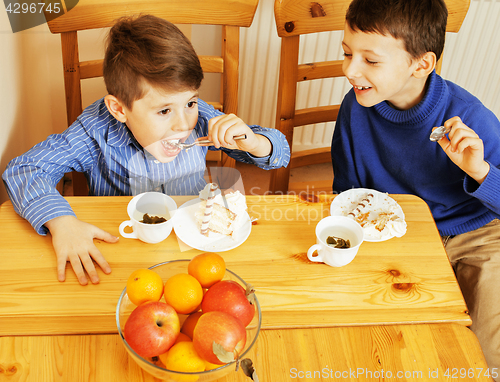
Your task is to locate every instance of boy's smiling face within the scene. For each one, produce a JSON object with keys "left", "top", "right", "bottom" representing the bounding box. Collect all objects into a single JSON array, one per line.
[
  {"left": 342, "top": 25, "right": 427, "bottom": 110},
  {"left": 108, "top": 83, "right": 200, "bottom": 163}
]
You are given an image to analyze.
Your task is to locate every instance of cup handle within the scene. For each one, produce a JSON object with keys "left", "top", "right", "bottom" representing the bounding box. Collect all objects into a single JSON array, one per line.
[
  {"left": 119, "top": 220, "right": 137, "bottom": 239},
  {"left": 307, "top": 244, "right": 324, "bottom": 262}
]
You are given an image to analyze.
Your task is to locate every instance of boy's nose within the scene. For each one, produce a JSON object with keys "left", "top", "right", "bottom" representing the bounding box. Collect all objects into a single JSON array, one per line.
[
  {"left": 343, "top": 60, "right": 360, "bottom": 79},
  {"left": 172, "top": 113, "right": 191, "bottom": 132}
]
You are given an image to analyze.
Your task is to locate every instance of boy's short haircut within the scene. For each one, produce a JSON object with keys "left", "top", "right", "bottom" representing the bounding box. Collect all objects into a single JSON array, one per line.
[
  {"left": 103, "top": 14, "right": 204, "bottom": 109},
  {"left": 345, "top": 0, "right": 448, "bottom": 62}
]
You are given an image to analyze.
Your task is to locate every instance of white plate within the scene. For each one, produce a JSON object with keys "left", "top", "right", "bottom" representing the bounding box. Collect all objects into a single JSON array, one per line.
[
  {"left": 330, "top": 188, "right": 406, "bottom": 242},
  {"left": 173, "top": 198, "right": 252, "bottom": 252}
]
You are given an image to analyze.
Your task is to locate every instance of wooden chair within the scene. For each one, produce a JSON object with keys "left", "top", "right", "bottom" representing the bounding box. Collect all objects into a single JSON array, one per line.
[
  {"left": 270, "top": 0, "right": 470, "bottom": 194},
  {"left": 45, "top": 0, "right": 259, "bottom": 195}
]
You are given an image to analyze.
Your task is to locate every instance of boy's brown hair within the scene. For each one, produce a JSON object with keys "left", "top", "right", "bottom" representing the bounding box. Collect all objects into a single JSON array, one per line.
[
  {"left": 345, "top": 0, "right": 448, "bottom": 62},
  {"left": 103, "top": 15, "right": 204, "bottom": 109}
]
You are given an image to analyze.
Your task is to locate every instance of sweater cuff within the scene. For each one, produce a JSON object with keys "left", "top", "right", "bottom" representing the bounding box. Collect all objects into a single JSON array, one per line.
[
  {"left": 464, "top": 161, "right": 500, "bottom": 209},
  {"left": 22, "top": 194, "right": 76, "bottom": 235}
]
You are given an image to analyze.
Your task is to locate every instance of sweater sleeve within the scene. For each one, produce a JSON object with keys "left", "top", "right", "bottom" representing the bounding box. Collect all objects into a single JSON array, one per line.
[
  {"left": 464, "top": 162, "right": 500, "bottom": 215},
  {"left": 461, "top": 103, "right": 500, "bottom": 215}
]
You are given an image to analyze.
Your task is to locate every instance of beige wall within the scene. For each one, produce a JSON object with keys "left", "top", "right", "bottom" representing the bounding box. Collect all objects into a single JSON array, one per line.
[{"left": 1, "top": 10, "right": 65, "bottom": 204}]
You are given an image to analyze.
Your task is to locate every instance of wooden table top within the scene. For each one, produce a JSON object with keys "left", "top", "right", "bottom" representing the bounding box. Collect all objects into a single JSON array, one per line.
[
  {"left": 0, "top": 323, "right": 491, "bottom": 381},
  {"left": 0, "top": 194, "right": 470, "bottom": 336}
]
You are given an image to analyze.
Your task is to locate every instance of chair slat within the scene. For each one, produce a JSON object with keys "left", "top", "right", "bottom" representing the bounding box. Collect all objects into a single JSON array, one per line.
[
  {"left": 297, "top": 60, "right": 344, "bottom": 82},
  {"left": 294, "top": 105, "right": 340, "bottom": 127},
  {"left": 61, "top": 31, "right": 83, "bottom": 126},
  {"left": 47, "top": 0, "right": 259, "bottom": 33},
  {"left": 80, "top": 60, "right": 103, "bottom": 79},
  {"left": 290, "top": 148, "right": 332, "bottom": 169},
  {"left": 274, "top": 0, "right": 469, "bottom": 37}
]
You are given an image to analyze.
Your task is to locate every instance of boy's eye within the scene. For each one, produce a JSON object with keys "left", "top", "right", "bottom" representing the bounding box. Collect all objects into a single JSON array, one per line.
[
  {"left": 187, "top": 101, "right": 198, "bottom": 108},
  {"left": 343, "top": 52, "right": 352, "bottom": 58},
  {"left": 159, "top": 109, "right": 170, "bottom": 115},
  {"left": 366, "top": 59, "right": 378, "bottom": 65}
]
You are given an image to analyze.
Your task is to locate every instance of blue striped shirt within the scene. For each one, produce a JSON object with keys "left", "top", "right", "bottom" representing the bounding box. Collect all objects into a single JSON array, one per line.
[{"left": 2, "top": 98, "right": 290, "bottom": 235}]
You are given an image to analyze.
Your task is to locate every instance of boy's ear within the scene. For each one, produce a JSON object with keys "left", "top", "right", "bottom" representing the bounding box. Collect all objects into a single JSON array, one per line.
[
  {"left": 413, "top": 52, "right": 436, "bottom": 79},
  {"left": 104, "top": 95, "right": 128, "bottom": 123}
]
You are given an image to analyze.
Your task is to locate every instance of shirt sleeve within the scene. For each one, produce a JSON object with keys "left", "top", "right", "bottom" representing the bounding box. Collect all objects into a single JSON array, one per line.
[
  {"left": 197, "top": 99, "right": 291, "bottom": 169},
  {"left": 2, "top": 120, "right": 95, "bottom": 235},
  {"left": 219, "top": 125, "right": 291, "bottom": 170}
]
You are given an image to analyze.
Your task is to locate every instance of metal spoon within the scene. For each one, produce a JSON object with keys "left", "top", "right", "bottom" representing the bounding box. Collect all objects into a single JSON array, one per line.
[
  {"left": 429, "top": 126, "right": 451, "bottom": 142},
  {"left": 170, "top": 133, "right": 247, "bottom": 150}
]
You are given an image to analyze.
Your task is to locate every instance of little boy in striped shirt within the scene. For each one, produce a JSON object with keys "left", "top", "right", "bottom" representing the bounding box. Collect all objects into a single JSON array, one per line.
[{"left": 2, "top": 15, "right": 290, "bottom": 286}]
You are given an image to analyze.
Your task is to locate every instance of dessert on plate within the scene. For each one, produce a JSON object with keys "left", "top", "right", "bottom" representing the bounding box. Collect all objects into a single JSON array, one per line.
[
  {"left": 195, "top": 183, "right": 248, "bottom": 238},
  {"left": 343, "top": 190, "right": 406, "bottom": 240}
]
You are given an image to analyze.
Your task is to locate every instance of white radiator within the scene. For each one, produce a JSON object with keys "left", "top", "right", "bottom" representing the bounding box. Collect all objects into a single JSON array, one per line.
[{"left": 238, "top": 0, "right": 500, "bottom": 152}]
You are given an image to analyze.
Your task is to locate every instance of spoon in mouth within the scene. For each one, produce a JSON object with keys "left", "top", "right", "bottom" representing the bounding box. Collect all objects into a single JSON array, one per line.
[{"left": 167, "top": 134, "right": 247, "bottom": 150}]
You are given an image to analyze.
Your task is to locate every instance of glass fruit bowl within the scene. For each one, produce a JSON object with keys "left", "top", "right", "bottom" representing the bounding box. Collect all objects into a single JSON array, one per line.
[{"left": 116, "top": 260, "right": 262, "bottom": 381}]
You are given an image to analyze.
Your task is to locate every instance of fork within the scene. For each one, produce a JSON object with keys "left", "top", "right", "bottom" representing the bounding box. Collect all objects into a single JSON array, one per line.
[
  {"left": 170, "top": 133, "right": 247, "bottom": 150},
  {"left": 429, "top": 126, "right": 451, "bottom": 142}
]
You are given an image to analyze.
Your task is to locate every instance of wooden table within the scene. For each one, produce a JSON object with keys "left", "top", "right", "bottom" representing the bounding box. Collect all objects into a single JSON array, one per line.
[
  {"left": 0, "top": 195, "right": 491, "bottom": 381},
  {"left": 0, "top": 324, "right": 491, "bottom": 381},
  {"left": 0, "top": 194, "right": 470, "bottom": 336}
]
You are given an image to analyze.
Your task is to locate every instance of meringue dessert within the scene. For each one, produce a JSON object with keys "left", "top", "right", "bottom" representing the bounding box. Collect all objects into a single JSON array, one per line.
[
  {"left": 345, "top": 192, "right": 406, "bottom": 240},
  {"left": 195, "top": 183, "right": 248, "bottom": 238}
]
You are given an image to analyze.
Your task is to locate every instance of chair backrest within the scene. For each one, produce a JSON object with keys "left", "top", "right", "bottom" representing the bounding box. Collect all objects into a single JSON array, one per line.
[
  {"left": 270, "top": 0, "right": 470, "bottom": 194},
  {"left": 45, "top": 0, "right": 259, "bottom": 195}
]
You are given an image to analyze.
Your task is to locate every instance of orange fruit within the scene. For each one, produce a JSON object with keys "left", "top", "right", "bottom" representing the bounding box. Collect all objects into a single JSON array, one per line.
[
  {"left": 181, "top": 311, "right": 203, "bottom": 339},
  {"left": 126, "top": 269, "right": 164, "bottom": 306},
  {"left": 204, "top": 360, "right": 221, "bottom": 371},
  {"left": 188, "top": 253, "right": 226, "bottom": 288},
  {"left": 164, "top": 274, "right": 203, "bottom": 314},
  {"left": 174, "top": 332, "right": 192, "bottom": 345},
  {"left": 159, "top": 341, "right": 205, "bottom": 381}
]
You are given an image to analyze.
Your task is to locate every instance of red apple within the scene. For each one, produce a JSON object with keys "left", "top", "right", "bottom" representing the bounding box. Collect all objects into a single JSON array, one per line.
[
  {"left": 193, "top": 311, "right": 246, "bottom": 365},
  {"left": 124, "top": 301, "right": 180, "bottom": 358},
  {"left": 201, "top": 280, "right": 255, "bottom": 327}
]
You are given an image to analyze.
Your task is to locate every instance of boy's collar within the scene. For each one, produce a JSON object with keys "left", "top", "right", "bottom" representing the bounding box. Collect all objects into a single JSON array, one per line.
[
  {"left": 106, "top": 119, "right": 142, "bottom": 151},
  {"left": 373, "top": 70, "right": 444, "bottom": 124}
]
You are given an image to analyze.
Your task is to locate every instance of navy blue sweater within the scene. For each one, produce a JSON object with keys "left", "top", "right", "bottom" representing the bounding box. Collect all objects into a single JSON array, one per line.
[{"left": 332, "top": 70, "right": 500, "bottom": 236}]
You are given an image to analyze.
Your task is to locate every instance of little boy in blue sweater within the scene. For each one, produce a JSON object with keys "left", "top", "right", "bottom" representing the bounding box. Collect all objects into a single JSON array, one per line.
[
  {"left": 2, "top": 16, "right": 290, "bottom": 286},
  {"left": 332, "top": 0, "right": 500, "bottom": 374}
]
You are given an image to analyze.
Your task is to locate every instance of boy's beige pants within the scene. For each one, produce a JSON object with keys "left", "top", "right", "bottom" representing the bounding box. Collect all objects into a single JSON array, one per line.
[{"left": 443, "top": 219, "right": 500, "bottom": 381}]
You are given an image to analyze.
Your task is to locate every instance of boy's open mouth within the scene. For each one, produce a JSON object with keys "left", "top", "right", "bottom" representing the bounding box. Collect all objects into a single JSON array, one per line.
[
  {"left": 162, "top": 139, "right": 180, "bottom": 150},
  {"left": 353, "top": 85, "right": 371, "bottom": 90}
]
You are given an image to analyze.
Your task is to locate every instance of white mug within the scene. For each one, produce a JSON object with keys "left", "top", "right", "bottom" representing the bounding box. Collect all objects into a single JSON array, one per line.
[
  {"left": 307, "top": 216, "right": 364, "bottom": 267},
  {"left": 119, "top": 192, "right": 177, "bottom": 244}
]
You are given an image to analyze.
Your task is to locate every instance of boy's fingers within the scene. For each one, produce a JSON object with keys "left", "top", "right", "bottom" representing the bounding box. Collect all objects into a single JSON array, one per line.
[
  {"left": 68, "top": 254, "right": 88, "bottom": 285},
  {"left": 94, "top": 228, "right": 119, "bottom": 243},
  {"left": 82, "top": 260, "right": 99, "bottom": 284},
  {"left": 81, "top": 250, "right": 102, "bottom": 284},
  {"left": 56, "top": 256, "right": 67, "bottom": 282},
  {"left": 89, "top": 247, "right": 112, "bottom": 276}
]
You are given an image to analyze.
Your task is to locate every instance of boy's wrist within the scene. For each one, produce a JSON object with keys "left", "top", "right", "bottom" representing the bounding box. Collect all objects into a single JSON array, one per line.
[
  {"left": 468, "top": 161, "right": 490, "bottom": 185},
  {"left": 247, "top": 134, "right": 272, "bottom": 158},
  {"left": 45, "top": 215, "right": 77, "bottom": 233}
]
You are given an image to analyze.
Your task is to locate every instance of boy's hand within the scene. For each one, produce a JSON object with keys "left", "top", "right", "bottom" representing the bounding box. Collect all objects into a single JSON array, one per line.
[
  {"left": 45, "top": 216, "right": 118, "bottom": 285},
  {"left": 205, "top": 114, "right": 272, "bottom": 157},
  {"left": 435, "top": 116, "right": 490, "bottom": 184}
]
